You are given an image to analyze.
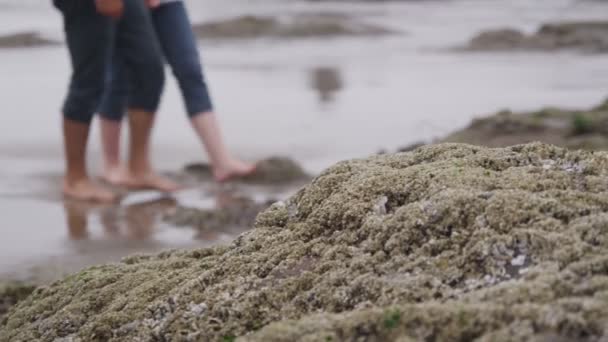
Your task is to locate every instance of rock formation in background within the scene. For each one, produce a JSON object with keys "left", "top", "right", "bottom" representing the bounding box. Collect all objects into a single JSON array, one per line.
[
  {"left": 0, "top": 32, "right": 58, "bottom": 48},
  {"left": 443, "top": 99, "right": 608, "bottom": 150},
  {"left": 193, "top": 14, "right": 395, "bottom": 40},
  {"left": 463, "top": 21, "right": 608, "bottom": 53}
]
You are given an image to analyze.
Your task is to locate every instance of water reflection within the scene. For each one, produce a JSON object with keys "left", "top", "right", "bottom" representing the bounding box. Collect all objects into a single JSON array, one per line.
[
  {"left": 60, "top": 186, "right": 271, "bottom": 244},
  {"left": 63, "top": 197, "right": 178, "bottom": 242}
]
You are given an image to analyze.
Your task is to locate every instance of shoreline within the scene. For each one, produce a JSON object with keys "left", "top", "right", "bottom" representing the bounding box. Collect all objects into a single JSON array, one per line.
[{"left": 3, "top": 98, "right": 607, "bottom": 286}]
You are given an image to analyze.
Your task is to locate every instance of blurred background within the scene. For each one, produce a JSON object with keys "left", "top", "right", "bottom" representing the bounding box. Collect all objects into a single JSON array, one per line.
[{"left": 0, "top": 0, "right": 607, "bottom": 285}]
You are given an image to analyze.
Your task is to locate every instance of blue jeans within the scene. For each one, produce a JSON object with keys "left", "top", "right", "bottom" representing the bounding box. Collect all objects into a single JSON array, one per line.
[
  {"left": 53, "top": 0, "right": 165, "bottom": 124},
  {"left": 99, "top": 1, "right": 213, "bottom": 121}
]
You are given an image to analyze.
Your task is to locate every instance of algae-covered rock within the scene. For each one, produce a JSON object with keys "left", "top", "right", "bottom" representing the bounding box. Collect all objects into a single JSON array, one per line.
[
  {"left": 0, "top": 32, "right": 58, "bottom": 48},
  {"left": 184, "top": 156, "right": 311, "bottom": 184},
  {"left": 193, "top": 14, "right": 394, "bottom": 40},
  {"left": 3, "top": 143, "right": 608, "bottom": 341},
  {"left": 443, "top": 98, "right": 608, "bottom": 151},
  {"left": 463, "top": 21, "right": 608, "bottom": 53},
  {"left": 245, "top": 157, "right": 311, "bottom": 184},
  {"left": 0, "top": 282, "right": 35, "bottom": 321}
]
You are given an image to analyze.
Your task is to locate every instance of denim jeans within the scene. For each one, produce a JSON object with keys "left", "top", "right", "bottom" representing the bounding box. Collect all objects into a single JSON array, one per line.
[
  {"left": 53, "top": 0, "right": 165, "bottom": 123},
  {"left": 99, "top": 1, "right": 213, "bottom": 121}
]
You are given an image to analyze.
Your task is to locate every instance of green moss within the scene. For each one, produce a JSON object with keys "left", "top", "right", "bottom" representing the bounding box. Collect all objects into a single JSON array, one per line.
[
  {"left": 0, "top": 282, "right": 36, "bottom": 321},
  {"left": 383, "top": 309, "right": 401, "bottom": 330},
  {"left": 572, "top": 113, "right": 594, "bottom": 135}
]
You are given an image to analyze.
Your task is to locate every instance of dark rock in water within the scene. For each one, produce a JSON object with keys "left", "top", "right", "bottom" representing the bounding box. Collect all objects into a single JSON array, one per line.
[
  {"left": 467, "top": 28, "right": 527, "bottom": 50},
  {"left": 244, "top": 157, "right": 311, "bottom": 184},
  {"left": 463, "top": 20, "right": 608, "bottom": 53},
  {"left": 183, "top": 163, "right": 214, "bottom": 179},
  {"left": 0, "top": 32, "right": 58, "bottom": 48},
  {"left": 194, "top": 15, "right": 277, "bottom": 40},
  {"left": 442, "top": 98, "right": 608, "bottom": 151},
  {"left": 193, "top": 14, "right": 395, "bottom": 40},
  {"left": 310, "top": 66, "right": 344, "bottom": 104},
  {"left": 184, "top": 157, "right": 311, "bottom": 184},
  {"left": 0, "top": 282, "right": 35, "bottom": 321},
  {"left": 4, "top": 143, "right": 608, "bottom": 341}
]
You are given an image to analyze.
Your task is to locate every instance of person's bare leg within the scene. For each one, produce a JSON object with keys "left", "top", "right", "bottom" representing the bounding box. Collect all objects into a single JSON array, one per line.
[
  {"left": 127, "top": 108, "right": 180, "bottom": 192},
  {"left": 63, "top": 118, "right": 117, "bottom": 202},
  {"left": 99, "top": 116, "right": 131, "bottom": 185},
  {"left": 190, "top": 112, "right": 255, "bottom": 182}
]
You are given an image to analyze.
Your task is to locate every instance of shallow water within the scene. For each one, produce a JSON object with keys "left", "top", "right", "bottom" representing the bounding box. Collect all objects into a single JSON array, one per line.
[
  {"left": 1, "top": 0, "right": 607, "bottom": 282},
  {"left": 0, "top": 196, "right": 199, "bottom": 282}
]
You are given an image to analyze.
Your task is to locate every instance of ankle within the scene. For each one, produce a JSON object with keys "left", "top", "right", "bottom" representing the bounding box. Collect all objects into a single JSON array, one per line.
[
  {"left": 213, "top": 157, "right": 235, "bottom": 170},
  {"left": 129, "top": 164, "right": 152, "bottom": 177},
  {"left": 65, "top": 173, "right": 89, "bottom": 186},
  {"left": 104, "top": 163, "right": 125, "bottom": 173}
]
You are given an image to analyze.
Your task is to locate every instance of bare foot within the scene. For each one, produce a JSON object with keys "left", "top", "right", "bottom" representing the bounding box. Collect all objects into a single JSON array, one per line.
[
  {"left": 100, "top": 165, "right": 132, "bottom": 187},
  {"left": 127, "top": 172, "right": 182, "bottom": 193},
  {"left": 214, "top": 159, "right": 257, "bottom": 183},
  {"left": 63, "top": 178, "right": 117, "bottom": 203}
]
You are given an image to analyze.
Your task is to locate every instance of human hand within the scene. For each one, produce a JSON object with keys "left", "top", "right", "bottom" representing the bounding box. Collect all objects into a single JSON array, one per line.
[{"left": 95, "top": 0, "right": 124, "bottom": 18}]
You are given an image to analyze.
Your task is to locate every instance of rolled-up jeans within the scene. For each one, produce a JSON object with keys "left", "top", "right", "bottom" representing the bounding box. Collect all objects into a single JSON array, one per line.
[
  {"left": 99, "top": 1, "right": 213, "bottom": 121},
  {"left": 53, "top": 0, "right": 165, "bottom": 123}
]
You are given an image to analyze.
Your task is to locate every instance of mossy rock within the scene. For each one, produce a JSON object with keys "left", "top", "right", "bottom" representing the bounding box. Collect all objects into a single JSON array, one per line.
[
  {"left": 184, "top": 156, "right": 311, "bottom": 184},
  {"left": 0, "top": 32, "right": 58, "bottom": 48},
  {"left": 0, "top": 282, "right": 36, "bottom": 321},
  {"left": 3, "top": 143, "right": 608, "bottom": 341},
  {"left": 193, "top": 14, "right": 394, "bottom": 40},
  {"left": 443, "top": 98, "right": 608, "bottom": 151},
  {"left": 463, "top": 20, "right": 608, "bottom": 53}
]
